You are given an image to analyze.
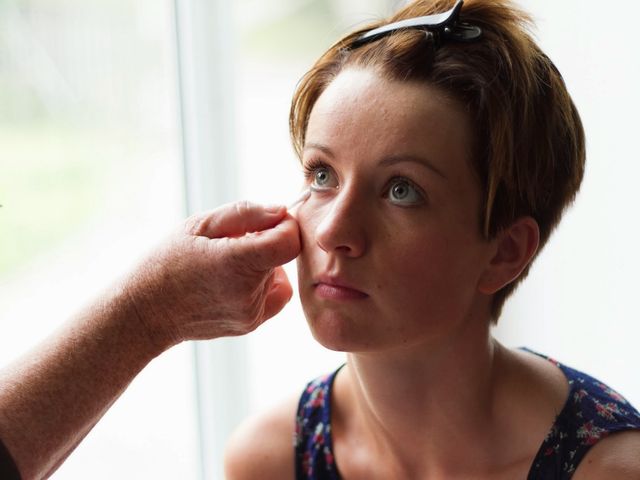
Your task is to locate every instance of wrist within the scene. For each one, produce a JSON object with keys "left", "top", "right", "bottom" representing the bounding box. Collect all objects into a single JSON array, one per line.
[{"left": 116, "top": 271, "right": 180, "bottom": 358}]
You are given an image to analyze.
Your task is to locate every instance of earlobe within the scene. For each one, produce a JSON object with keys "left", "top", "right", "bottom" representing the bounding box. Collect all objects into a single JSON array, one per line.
[{"left": 478, "top": 217, "right": 540, "bottom": 295}]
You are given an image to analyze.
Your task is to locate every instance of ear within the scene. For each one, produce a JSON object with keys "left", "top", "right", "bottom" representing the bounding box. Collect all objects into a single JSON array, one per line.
[{"left": 478, "top": 217, "right": 540, "bottom": 295}]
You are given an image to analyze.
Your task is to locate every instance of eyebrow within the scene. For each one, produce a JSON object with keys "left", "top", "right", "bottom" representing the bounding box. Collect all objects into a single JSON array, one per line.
[
  {"left": 304, "top": 142, "right": 335, "bottom": 158},
  {"left": 379, "top": 155, "right": 447, "bottom": 180},
  {"left": 304, "top": 142, "right": 447, "bottom": 180}
]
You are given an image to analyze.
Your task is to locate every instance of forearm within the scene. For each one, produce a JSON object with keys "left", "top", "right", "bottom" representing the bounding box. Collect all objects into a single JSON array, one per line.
[
  {"left": 0, "top": 202, "right": 300, "bottom": 479},
  {"left": 0, "top": 282, "right": 168, "bottom": 480}
]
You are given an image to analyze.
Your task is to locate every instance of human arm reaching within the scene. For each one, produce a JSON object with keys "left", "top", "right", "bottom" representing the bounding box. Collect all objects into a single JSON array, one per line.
[{"left": 0, "top": 201, "right": 300, "bottom": 480}]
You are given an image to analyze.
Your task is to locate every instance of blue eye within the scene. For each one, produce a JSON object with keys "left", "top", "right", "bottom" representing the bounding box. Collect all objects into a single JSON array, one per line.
[
  {"left": 313, "top": 167, "right": 332, "bottom": 188},
  {"left": 387, "top": 179, "right": 424, "bottom": 205},
  {"left": 303, "top": 161, "right": 338, "bottom": 191}
]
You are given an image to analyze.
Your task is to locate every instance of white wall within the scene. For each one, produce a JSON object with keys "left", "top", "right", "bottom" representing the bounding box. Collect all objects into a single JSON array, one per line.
[{"left": 495, "top": 0, "right": 640, "bottom": 406}]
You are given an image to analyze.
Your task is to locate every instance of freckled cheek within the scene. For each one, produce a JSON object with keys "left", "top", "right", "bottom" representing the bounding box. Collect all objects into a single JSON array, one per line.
[
  {"left": 294, "top": 204, "right": 323, "bottom": 278},
  {"left": 295, "top": 202, "right": 326, "bottom": 251},
  {"left": 381, "top": 246, "right": 449, "bottom": 294}
]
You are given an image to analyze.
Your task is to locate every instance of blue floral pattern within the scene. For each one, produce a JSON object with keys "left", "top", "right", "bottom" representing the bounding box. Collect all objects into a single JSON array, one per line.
[
  {"left": 294, "top": 370, "right": 340, "bottom": 479},
  {"left": 294, "top": 351, "right": 640, "bottom": 479},
  {"left": 525, "top": 349, "right": 640, "bottom": 479}
]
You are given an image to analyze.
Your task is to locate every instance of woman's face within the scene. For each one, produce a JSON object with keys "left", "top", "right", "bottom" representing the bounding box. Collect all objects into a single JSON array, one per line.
[{"left": 296, "top": 68, "right": 495, "bottom": 353}]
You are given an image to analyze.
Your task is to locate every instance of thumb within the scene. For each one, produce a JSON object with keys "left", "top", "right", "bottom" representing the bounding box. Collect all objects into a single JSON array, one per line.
[
  {"left": 232, "top": 215, "right": 301, "bottom": 271},
  {"left": 186, "top": 201, "right": 287, "bottom": 239}
]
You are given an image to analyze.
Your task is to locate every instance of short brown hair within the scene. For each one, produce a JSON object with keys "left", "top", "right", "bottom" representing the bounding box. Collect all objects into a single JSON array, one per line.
[{"left": 290, "top": 0, "right": 585, "bottom": 320}]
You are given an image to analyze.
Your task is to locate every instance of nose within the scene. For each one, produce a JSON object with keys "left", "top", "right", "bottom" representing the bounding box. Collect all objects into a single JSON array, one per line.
[{"left": 315, "top": 187, "right": 367, "bottom": 258}]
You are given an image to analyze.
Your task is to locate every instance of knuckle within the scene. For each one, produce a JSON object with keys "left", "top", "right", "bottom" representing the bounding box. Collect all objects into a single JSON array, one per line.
[
  {"left": 184, "top": 214, "right": 203, "bottom": 235},
  {"left": 234, "top": 200, "right": 254, "bottom": 218},
  {"left": 195, "top": 213, "right": 224, "bottom": 238}
]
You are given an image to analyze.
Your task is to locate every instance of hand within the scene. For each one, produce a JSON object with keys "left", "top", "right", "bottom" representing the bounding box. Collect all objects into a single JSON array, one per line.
[{"left": 123, "top": 201, "right": 301, "bottom": 351}]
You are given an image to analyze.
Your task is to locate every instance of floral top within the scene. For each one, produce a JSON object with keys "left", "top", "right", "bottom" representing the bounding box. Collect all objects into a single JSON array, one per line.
[{"left": 294, "top": 350, "right": 640, "bottom": 479}]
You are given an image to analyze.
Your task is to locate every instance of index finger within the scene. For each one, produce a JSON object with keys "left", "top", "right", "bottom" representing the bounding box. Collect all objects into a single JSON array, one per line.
[{"left": 186, "top": 201, "right": 287, "bottom": 239}]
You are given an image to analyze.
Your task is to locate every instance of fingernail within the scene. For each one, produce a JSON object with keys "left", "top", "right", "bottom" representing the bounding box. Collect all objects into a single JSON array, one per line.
[{"left": 264, "top": 204, "right": 285, "bottom": 213}]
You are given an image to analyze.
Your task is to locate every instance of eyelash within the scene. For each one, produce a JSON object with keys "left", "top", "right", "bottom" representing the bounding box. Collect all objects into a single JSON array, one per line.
[
  {"left": 302, "top": 158, "right": 427, "bottom": 205},
  {"left": 302, "top": 158, "right": 329, "bottom": 182}
]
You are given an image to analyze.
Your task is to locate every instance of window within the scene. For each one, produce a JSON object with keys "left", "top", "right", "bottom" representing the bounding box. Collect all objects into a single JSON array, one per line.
[{"left": 0, "top": 1, "right": 197, "bottom": 477}]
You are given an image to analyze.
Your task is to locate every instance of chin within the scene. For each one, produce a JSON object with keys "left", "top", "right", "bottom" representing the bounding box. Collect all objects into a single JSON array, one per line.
[
  {"left": 306, "top": 313, "right": 350, "bottom": 352},
  {"left": 303, "top": 308, "right": 378, "bottom": 353}
]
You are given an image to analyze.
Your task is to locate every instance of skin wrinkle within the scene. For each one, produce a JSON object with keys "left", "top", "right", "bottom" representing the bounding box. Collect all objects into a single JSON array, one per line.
[{"left": 0, "top": 200, "right": 301, "bottom": 479}]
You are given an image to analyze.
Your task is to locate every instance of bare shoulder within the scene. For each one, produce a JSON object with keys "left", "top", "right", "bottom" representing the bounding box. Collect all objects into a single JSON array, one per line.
[
  {"left": 224, "top": 393, "right": 300, "bottom": 480},
  {"left": 573, "top": 430, "right": 640, "bottom": 479}
]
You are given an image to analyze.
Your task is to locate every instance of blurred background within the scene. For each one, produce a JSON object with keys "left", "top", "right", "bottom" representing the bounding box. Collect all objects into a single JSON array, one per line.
[{"left": 0, "top": 0, "right": 638, "bottom": 478}]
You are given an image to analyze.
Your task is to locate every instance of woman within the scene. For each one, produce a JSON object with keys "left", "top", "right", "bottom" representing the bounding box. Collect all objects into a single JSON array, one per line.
[{"left": 225, "top": 0, "right": 640, "bottom": 478}]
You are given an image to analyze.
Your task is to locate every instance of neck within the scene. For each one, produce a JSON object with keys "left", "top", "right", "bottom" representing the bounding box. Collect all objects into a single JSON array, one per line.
[{"left": 336, "top": 314, "right": 510, "bottom": 477}]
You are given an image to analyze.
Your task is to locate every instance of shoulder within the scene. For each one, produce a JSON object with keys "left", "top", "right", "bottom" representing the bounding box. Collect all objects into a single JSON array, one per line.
[
  {"left": 224, "top": 393, "right": 300, "bottom": 480},
  {"left": 573, "top": 430, "right": 640, "bottom": 479}
]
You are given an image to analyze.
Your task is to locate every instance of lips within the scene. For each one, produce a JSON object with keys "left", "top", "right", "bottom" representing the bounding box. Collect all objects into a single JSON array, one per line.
[{"left": 313, "top": 275, "right": 368, "bottom": 301}]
